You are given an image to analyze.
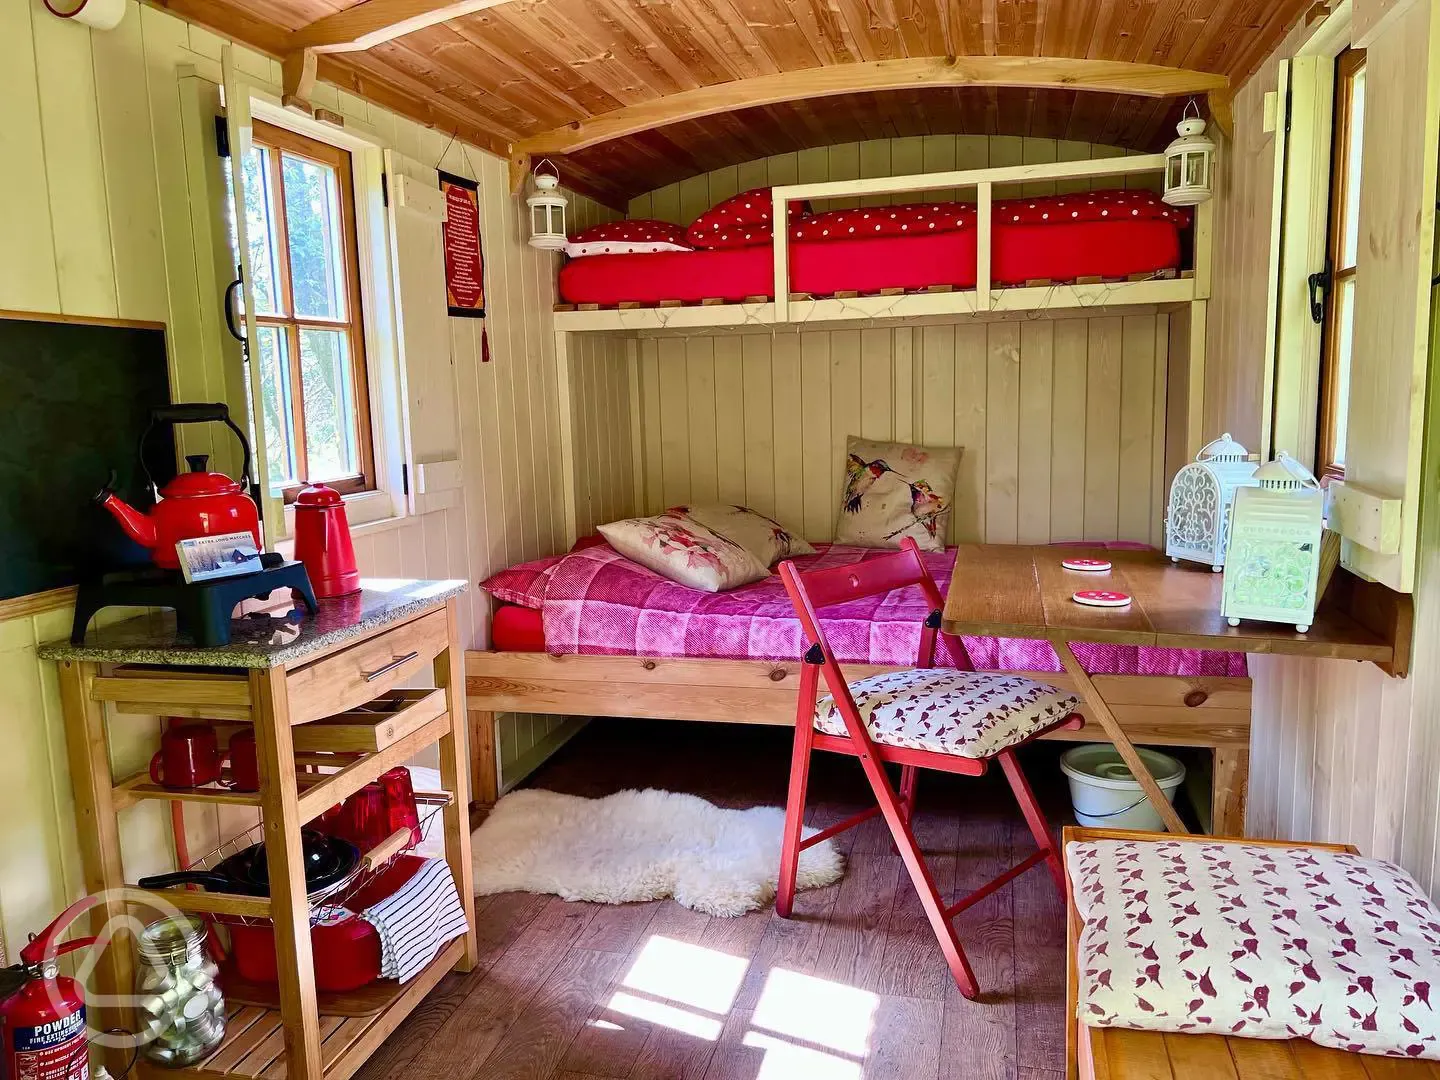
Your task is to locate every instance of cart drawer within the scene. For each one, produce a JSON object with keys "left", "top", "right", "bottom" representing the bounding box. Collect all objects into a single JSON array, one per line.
[
  {"left": 291, "top": 687, "right": 448, "bottom": 751},
  {"left": 285, "top": 610, "right": 449, "bottom": 725}
]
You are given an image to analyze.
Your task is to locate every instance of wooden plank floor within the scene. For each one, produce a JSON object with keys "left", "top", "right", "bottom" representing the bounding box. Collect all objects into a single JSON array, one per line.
[{"left": 354, "top": 718, "right": 1087, "bottom": 1080}]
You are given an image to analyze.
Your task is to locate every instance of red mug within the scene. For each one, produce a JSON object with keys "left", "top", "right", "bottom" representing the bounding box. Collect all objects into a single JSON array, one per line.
[
  {"left": 228, "top": 729, "right": 260, "bottom": 792},
  {"left": 380, "top": 767, "right": 421, "bottom": 849},
  {"left": 149, "top": 724, "right": 222, "bottom": 789}
]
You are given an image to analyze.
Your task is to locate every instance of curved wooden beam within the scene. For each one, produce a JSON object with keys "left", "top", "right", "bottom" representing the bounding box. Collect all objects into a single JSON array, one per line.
[
  {"left": 512, "top": 56, "right": 1230, "bottom": 162},
  {"left": 289, "top": 0, "right": 512, "bottom": 54}
]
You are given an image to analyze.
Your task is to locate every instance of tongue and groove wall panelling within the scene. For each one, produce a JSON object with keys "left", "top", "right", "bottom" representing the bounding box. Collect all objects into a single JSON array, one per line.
[
  {"left": 627, "top": 138, "right": 1163, "bottom": 221},
  {"left": 633, "top": 314, "right": 1169, "bottom": 547},
  {"left": 0, "top": 0, "right": 628, "bottom": 952}
]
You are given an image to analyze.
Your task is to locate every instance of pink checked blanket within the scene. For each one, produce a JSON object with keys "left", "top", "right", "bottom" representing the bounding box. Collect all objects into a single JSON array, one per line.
[{"left": 535, "top": 543, "right": 1247, "bottom": 676}]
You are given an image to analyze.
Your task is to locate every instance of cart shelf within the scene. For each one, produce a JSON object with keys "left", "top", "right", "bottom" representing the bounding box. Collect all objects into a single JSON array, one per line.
[{"left": 135, "top": 939, "right": 464, "bottom": 1080}]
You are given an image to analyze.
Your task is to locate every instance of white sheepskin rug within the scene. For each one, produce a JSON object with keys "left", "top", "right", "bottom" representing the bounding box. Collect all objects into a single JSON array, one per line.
[{"left": 470, "top": 788, "right": 845, "bottom": 917}]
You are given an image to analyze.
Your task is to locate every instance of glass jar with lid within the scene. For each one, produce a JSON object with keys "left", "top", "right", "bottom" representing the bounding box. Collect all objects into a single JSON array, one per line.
[{"left": 134, "top": 915, "right": 226, "bottom": 1067}]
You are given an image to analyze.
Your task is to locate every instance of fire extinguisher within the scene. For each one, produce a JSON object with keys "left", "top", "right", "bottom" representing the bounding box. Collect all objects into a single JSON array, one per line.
[{"left": 0, "top": 896, "right": 116, "bottom": 1080}]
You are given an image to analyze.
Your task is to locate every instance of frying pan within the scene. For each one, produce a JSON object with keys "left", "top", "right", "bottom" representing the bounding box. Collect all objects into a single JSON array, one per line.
[{"left": 139, "top": 830, "right": 362, "bottom": 902}]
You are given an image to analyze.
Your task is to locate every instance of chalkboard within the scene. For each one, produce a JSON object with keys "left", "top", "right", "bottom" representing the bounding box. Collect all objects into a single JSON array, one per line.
[{"left": 0, "top": 315, "right": 177, "bottom": 601}]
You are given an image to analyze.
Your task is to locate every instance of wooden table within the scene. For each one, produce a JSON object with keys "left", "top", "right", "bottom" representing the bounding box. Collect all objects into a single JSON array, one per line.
[
  {"left": 1066, "top": 827, "right": 1438, "bottom": 1079},
  {"left": 943, "top": 545, "right": 1402, "bottom": 834}
]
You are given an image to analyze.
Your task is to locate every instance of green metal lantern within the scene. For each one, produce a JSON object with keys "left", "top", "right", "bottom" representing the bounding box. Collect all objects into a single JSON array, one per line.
[{"left": 1220, "top": 453, "right": 1324, "bottom": 634}]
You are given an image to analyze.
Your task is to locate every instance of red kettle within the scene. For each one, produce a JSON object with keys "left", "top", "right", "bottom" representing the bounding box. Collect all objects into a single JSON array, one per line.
[
  {"left": 293, "top": 484, "right": 360, "bottom": 597},
  {"left": 96, "top": 403, "right": 261, "bottom": 570}
]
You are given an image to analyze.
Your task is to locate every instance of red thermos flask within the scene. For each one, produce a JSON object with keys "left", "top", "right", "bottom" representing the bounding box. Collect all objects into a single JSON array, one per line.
[{"left": 292, "top": 484, "right": 361, "bottom": 598}]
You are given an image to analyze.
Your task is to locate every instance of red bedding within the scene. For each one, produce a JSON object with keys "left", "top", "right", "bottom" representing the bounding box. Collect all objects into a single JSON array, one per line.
[{"left": 558, "top": 218, "right": 1182, "bottom": 306}]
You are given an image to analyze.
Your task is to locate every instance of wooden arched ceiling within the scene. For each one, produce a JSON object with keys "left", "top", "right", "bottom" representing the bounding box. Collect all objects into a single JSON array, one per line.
[{"left": 171, "top": 0, "right": 1313, "bottom": 207}]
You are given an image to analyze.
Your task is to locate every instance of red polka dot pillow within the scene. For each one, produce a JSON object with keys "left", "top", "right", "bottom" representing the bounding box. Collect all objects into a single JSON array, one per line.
[
  {"left": 686, "top": 188, "right": 810, "bottom": 249},
  {"left": 792, "top": 203, "right": 976, "bottom": 242},
  {"left": 565, "top": 220, "right": 693, "bottom": 258},
  {"left": 993, "top": 189, "right": 1192, "bottom": 228}
]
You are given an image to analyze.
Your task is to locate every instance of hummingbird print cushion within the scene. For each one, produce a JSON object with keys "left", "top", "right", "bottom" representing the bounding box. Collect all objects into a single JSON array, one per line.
[
  {"left": 597, "top": 512, "right": 770, "bottom": 593},
  {"left": 1069, "top": 838, "right": 1440, "bottom": 1060},
  {"left": 669, "top": 504, "right": 814, "bottom": 567},
  {"left": 834, "top": 437, "right": 962, "bottom": 552}
]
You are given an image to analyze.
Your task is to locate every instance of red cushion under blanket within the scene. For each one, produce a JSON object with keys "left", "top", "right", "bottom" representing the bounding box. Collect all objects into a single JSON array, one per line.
[
  {"left": 559, "top": 218, "right": 1180, "bottom": 306},
  {"left": 491, "top": 603, "right": 546, "bottom": 652}
]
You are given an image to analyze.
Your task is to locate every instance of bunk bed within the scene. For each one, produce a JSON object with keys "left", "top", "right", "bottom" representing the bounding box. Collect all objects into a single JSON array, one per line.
[
  {"left": 550, "top": 155, "right": 1209, "bottom": 332},
  {"left": 465, "top": 150, "right": 1242, "bottom": 824}
]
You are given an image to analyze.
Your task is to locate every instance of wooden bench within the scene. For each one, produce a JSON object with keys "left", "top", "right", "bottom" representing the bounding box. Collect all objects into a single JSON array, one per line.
[{"left": 1065, "top": 827, "right": 1440, "bottom": 1079}]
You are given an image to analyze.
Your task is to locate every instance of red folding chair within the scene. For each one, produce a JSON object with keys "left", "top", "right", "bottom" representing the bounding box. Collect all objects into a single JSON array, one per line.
[{"left": 776, "top": 538, "right": 1085, "bottom": 999}]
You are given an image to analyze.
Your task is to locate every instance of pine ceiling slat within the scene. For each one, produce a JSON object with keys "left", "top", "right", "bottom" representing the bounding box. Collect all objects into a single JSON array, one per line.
[{"left": 185, "top": 0, "right": 1306, "bottom": 203}]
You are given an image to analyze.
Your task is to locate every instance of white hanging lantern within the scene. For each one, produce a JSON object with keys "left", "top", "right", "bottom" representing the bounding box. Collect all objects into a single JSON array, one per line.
[
  {"left": 526, "top": 159, "right": 568, "bottom": 251},
  {"left": 1162, "top": 101, "right": 1215, "bottom": 207},
  {"left": 1221, "top": 452, "right": 1324, "bottom": 634},
  {"left": 1165, "top": 433, "right": 1260, "bottom": 571}
]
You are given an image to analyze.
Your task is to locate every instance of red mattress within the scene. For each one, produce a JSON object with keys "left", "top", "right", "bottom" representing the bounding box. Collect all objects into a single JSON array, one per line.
[{"left": 558, "top": 218, "right": 1181, "bottom": 307}]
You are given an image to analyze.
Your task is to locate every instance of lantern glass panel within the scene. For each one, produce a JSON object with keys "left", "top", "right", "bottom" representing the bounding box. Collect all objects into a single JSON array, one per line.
[
  {"left": 1186, "top": 151, "right": 1206, "bottom": 187},
  {"left": 1168, "top": 157, "right": 1182, "bottom": 189}
]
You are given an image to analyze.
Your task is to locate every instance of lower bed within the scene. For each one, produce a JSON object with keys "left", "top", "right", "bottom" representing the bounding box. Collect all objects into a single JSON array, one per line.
[
  {"left": 558, "top": 218, "right": 1183, "bottom": 306},
  {"left": 467, "top": 543, "right": 1253, "bottom": 834}
]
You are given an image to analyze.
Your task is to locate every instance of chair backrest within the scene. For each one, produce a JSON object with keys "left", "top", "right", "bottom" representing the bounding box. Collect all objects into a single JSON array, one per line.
[{"left": 777, "top": 537, "right": 948, "bottom": 677}]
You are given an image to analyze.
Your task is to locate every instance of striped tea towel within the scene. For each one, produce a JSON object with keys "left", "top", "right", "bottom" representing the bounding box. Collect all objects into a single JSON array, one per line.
[{"left": 360, "top": 857, "right": 468, "bottom": 982}]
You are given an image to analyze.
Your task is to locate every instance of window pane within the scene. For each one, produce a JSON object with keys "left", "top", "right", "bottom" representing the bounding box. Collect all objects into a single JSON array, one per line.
[
  {"left": 298, "top": 328, "right": 358, "bottom": 482},
  {"left": 255, "top": 326, "right": 298, "bottom": 489},
  {"left": 1341, "top": 66, "right": 1365, "bottom": 268},
  {"left": 282, "top": 153, "right": 346, "bottom": 321},
  {"left": 241, "top": 147, "right": 282, "bottom": 316},
  {"left": 1332, "top": 278, "right": 1356, "bottom": 467}
]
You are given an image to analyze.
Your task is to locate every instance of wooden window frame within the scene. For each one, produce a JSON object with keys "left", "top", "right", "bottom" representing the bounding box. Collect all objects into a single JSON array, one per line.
[
  {"left": 1316, "top": 47, "right": 1365, "bottom": 482},
  {"left": 250, "top": 118, "right": 375, "bottom": 502}
]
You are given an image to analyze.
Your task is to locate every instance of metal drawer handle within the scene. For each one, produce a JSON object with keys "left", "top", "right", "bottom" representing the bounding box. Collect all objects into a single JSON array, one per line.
[{"left": 363, "top": 651, "right": 419, "bottom": 682}]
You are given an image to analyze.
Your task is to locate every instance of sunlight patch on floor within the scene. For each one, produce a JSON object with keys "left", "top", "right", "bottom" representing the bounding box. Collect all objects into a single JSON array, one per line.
[
  {"left": 605, "top": 935, "right": 750, "bottom": 1039},
  {"left": 742, "top": 1033, "right": 865, "bottom": 1080},
  {"left": 751, "top": 967, "right": 878, "bottom": 1057},
  {"left": 600, "top": 934, "right": 878, "bottom": 1073}
]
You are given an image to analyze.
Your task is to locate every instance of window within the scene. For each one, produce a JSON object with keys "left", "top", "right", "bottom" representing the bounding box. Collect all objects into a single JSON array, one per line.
[
  {"left": 1317, "top": 47, "right": 1365, "bottom": 480},
  {"left": 242, "top": 120, "right": 374, "bottom": 501}
]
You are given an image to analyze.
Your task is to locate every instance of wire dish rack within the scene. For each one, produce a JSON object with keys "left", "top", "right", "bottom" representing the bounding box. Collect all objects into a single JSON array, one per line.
[{"left": 175, "top": 790, "right": 453, "bottom": 928}]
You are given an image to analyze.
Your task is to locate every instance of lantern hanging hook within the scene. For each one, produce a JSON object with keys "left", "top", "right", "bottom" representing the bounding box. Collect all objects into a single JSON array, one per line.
[
  {"left": 534, "top": 158, "right": 560, "bottom": 180},
  {"left": 1182, "top": 98, "right": 1202, "bottom": 121}
]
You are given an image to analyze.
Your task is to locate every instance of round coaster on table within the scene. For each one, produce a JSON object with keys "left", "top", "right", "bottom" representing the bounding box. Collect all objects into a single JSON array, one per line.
[
  {"left": 1073, "top": 589, "right": 1131, "bottom": 608},
  {"left": 1062, "top": 557, "right": 1112, "bottom": 572}
]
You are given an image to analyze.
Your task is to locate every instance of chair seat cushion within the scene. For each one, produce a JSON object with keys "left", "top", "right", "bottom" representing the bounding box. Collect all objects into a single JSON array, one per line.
[{"left": 814, "top": 668, "right": 1080, "bottom": 759}]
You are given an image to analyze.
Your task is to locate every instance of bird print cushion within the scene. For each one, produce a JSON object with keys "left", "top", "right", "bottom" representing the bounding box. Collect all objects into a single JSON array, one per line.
[
  {"left": 833, "top": 437, "right": 962, "bottom": 552},
  {"left": 1068, "top": 838, "right": 1440, "bottom": 1061},
  {"left": 669, "top": 504, "right": 815, "bottom": 567},
  {"left": 597, "top": 512, "right": 770, "bottom": 593}
]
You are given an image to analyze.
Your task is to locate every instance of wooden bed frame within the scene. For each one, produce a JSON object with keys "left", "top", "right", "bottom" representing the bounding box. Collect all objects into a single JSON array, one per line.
[{"left": 464, "top": 651, "right": 1252, "bottom": 835}]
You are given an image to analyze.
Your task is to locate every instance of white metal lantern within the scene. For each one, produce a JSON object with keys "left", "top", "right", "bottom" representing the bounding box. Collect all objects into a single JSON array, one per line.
[
  {"left": 526, "top": 159, "right": 568, "bottom": 251},
  {"left": 1165, "top": 433, "right": 1260, "bottom": 571},
  {"left": 1221, "top": 452, "right": 1324, "bottom": 634},
  {"left": 1162, "top": 102, "right": 1215, "bottom": 207}
]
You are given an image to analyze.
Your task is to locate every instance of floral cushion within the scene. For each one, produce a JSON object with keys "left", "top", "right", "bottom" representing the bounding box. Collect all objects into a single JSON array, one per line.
[
  {"left": 596, "top": 512, "right": 769, "bottom": 593},
  {"left": 565, "top": 220, "right": 693, "bottom": 258},
  {"left": 668, "top": 504, "right": 815, "bottom": 567},
  {"left": 833, "top": 437, "right": 962, "bottom": 552},
  {"left": 479, "top": 554, "right": 563, "bottom": 608},
  {"left": 686, "top": 188, "right": 809, "bottom": 249},
  {"left": 814, "top": 668, "right": 1080, "bottom": 759},
  {"left": 1068, "top": 838, "right": 1440, "bottom": 1060},
  {"left": 790, "top": 203, "right": 976, "bottom": 241}
]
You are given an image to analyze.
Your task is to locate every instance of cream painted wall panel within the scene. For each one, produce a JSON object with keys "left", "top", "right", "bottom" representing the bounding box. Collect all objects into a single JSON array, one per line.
[
  {"left": 634, "top": 314, "right": 1169, "bottom": 545},
  {"left": 0, "top": 1, "right": 624, "bottom": 946},
  {"left": 0, "top": 1, "right": 61, "bottom": 314}
]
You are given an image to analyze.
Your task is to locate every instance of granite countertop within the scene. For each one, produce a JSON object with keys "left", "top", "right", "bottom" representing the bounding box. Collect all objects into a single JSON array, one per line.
[{"left": 38, "top": 579, "right": 467, "bottom": 669}]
